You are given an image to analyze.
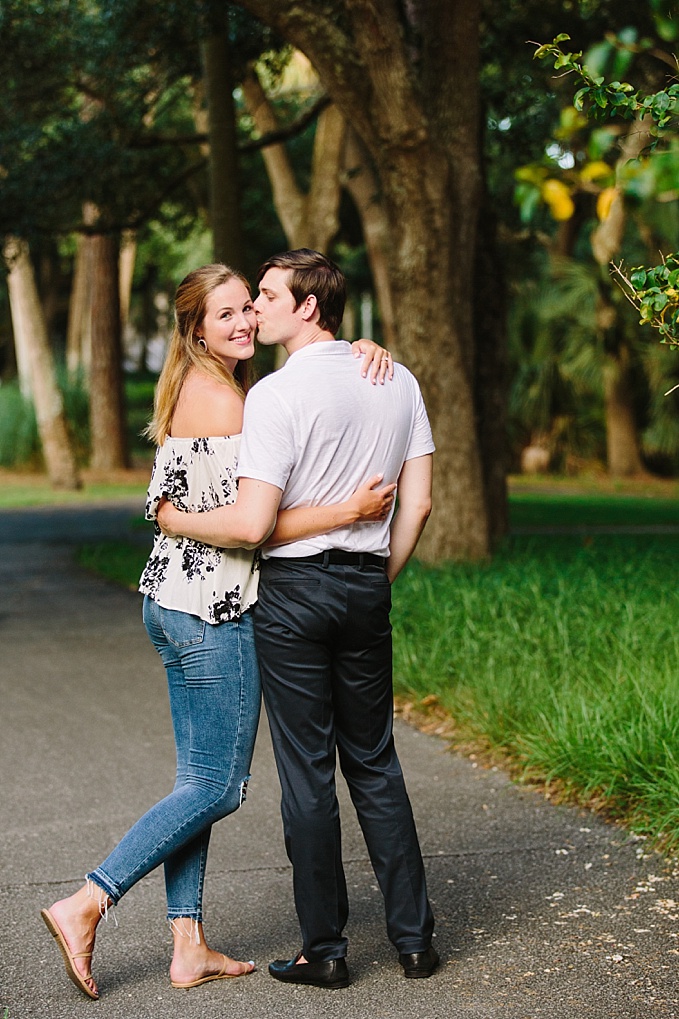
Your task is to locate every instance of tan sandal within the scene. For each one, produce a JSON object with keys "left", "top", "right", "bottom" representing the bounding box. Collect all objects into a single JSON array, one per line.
[
  {"left": 171, "top": 953, "right": 255, "bottom": 989},
  {"left": 40, "top": 908, "right": 99, "bottom": 1000}
]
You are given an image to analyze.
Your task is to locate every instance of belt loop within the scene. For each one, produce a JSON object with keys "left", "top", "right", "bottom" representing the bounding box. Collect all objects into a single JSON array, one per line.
[
  {"left": 322, "top": 550, "right": 330, "bottom": 569},
  {"left": 358, "top": 553, "right": 365, "bottom": 569}
]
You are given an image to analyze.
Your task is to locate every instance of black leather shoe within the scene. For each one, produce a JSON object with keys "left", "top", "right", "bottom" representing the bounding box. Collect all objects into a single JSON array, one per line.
[
  {"left": 268, "top": 953, "right": 350, "bottom": 989},
  {"left": 398, "top": 946, "right": 440, "bottom": 978}
]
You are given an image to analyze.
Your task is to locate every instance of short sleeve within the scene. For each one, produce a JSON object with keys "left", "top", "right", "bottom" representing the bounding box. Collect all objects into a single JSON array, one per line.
[
  {"left": 237, "top": 381, "right": 295, "bottom": 491},
  {"left": 404, "top": 380, "right": 435, "bottom": 461}
]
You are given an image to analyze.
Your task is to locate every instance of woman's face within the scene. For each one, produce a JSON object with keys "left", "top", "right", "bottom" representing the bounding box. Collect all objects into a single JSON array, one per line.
[{"left": 197, "top": 278, "right": 257, "bottom": 371}]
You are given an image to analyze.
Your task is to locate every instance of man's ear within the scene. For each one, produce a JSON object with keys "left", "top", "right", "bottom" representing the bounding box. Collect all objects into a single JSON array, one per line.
[{"left": 300, "top": 294, "right": 319, "bottom": 322}]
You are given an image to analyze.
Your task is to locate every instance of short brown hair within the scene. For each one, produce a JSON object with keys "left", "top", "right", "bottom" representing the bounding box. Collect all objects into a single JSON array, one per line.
[{"left": 257, "top": 248, "right": 346, "bottom": 335}]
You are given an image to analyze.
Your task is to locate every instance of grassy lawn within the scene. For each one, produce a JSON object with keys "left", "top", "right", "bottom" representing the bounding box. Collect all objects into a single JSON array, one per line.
[
  {"left": 19, "top": 474, "right": 679, "bottom": 850},
  {"left": 392, "top": 533, "right": 679, "bottom": 849},
  {"left": 0, "top": 467, "right": 151, "bottom": 509}
]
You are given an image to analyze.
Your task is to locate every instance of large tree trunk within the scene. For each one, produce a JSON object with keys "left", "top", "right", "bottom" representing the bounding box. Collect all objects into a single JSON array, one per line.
[
  {"left": 233, "top": 0, "right": 491, "bottom": 560},
  {"left": 231, "top": 0, "right": 487, "bottom": 558},
  {"left": 201, "top": 32, "right": 244, "bottom": 268},
  {"left": 3, "top": 237, "right": 80, "bottom": 489},
  {"left": 90, "top": 233, "right": 128, "bottom": 470}
]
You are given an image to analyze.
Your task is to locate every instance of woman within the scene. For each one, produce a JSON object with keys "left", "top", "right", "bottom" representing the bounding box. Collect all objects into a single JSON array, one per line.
[{"left": 40, "top": 264, "right": 394, "bottom": 1000}]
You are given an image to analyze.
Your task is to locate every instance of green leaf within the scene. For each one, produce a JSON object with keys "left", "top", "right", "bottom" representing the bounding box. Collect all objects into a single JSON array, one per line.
[
  {"left": 630, "top": 268, "right": 647, "bottom": 288},
  {"left": 573, "top": 87, "right": 589, "bottom": 111}
]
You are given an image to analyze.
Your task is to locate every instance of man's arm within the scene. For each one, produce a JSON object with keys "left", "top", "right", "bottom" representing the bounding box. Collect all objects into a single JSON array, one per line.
[
  {"left": 386, "top": 454, "right": 433, "bottom": 583},
  {"left": 156, "top": 477, "right": 283, "bottom": 549}
]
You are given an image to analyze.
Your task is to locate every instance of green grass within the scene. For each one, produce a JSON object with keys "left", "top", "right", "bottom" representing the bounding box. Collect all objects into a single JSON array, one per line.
[
  {"left": 511, "top": 491, "right": 679, "bottom": 528},
  {"left": 77, "top": 542, "right": 151, "bottom": 590},
  {"left": 0, "top": 478, "right": 149, "bottom": 509},
  {"left": 392, "top": 534, "right": 679, "bottom": 848}
]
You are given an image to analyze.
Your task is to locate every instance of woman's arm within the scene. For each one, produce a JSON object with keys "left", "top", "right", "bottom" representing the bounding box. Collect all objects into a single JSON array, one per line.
[
  {"left": 265, "top": 474, "right": 396, "bottom": 547},
  {"left": 351, "top": 340, "right": 394, "bottom": 384}
]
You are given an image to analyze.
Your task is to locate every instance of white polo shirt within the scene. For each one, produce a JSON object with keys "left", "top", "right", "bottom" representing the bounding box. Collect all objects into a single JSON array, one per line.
[{"left": 237, "top": 340, "right": 434, "bottom": 558}]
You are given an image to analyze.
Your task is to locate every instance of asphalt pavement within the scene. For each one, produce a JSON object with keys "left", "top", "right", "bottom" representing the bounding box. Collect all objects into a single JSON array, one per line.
[{"left": 1, "top": 502, "right": 678, "bottom": 1018}]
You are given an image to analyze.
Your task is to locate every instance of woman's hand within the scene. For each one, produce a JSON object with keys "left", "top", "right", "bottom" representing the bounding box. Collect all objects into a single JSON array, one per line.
[
  {"left": 156, "top": 496, "right": 181, "bottom": 538},
  {"left": 351, "top": 339, "right": 394, "bottom": 384},
  {"left": 347, "top": 474, "right": 397, "bottom": 522}
]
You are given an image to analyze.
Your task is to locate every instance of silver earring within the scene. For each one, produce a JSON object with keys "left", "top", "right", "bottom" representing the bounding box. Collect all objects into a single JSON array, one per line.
[{"left": 196, "top": 337, "right": 208, "bottom": 352}]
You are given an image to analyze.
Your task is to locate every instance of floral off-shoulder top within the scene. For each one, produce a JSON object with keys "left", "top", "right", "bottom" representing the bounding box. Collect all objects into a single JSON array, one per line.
[{"left": 138, "top": 435, "right": 259, "bottom": 624}]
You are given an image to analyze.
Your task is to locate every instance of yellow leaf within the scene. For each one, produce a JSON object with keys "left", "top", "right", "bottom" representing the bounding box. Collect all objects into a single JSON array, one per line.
[
  {"left": 580, "top": 160, "right": 613, "bottom": 182},
  {"left": 541, "top": 178, "right": 575, "bottom": 221},
  {"left": 596, "top": 186, "right": 619, "bottom": 221}
]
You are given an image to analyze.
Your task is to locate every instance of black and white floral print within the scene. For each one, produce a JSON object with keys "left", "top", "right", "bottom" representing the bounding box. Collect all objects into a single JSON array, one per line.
[{"left": 139, "top": 436, "right": 259, "bottom": 624}]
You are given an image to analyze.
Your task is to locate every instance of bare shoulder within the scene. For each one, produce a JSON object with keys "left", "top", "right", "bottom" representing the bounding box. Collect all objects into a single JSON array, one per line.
[{"left": 171, "top": 371, "right": 244, "bottom": 437}]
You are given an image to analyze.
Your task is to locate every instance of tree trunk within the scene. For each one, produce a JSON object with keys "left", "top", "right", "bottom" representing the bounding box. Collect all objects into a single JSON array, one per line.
[
  {"left": 474, "top": 196, "right": 509, "bottom": 543},
  {"left": 3, "top": 237, "right": 80, "bottom": 488},
  {"left": 590, "top": 113, "right": 652, "bottom": 477},
  {"left": 66, "top": 234, "right": 93, "bottom": 377},
  {"left": 341, "top": 128, "right": 397, "bottom": 351},
  {"left": 242, "top": 63, "right": 346, "bottom": 369},
  {"left": 119, "top": 229, "right": 137, "bottom": 343},
  {"left": 603, "top": 350, "right": 645, "bottom": 477},
  {"left": 233, "top": 0, "right": 491, "bottom": 559},
  {"left": 66, "top": 202, "right": 98, "bottom": 377},
  {"left": 201, "top": 32, "right": 244, "bottom": 268},
  {"left": 90, "top": 233, "right": 128, "bottom": 470}
]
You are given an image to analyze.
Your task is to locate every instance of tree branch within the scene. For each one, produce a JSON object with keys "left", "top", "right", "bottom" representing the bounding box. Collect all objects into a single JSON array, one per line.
[{"left": 127, "top": 94, "right": 331, "bottom": 151}]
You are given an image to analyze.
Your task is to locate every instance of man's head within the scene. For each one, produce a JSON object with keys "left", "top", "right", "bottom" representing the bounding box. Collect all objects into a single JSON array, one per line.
[{"left": 254, "top": 249, "right": 346, "bottom": 349}]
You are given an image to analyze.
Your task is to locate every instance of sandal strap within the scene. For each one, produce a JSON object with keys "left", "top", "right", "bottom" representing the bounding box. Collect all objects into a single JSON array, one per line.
[{"left": 72, "top": 951, "right": 93, "bottom": 960}]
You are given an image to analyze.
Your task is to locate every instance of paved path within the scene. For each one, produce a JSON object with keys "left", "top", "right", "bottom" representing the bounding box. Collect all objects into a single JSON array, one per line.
[{"left": 1, "top": 503, "right": 679, "bottom": 1018}]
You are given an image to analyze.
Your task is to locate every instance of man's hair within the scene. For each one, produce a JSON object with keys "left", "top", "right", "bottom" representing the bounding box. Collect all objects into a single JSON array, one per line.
[{"left": 257, "top": 248, "right": 346, "bottom": 336}]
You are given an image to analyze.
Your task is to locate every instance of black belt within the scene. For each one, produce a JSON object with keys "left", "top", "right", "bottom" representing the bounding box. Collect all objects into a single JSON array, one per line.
[{"left": 276, "top": 550, "right": 386, "bottom": 569}]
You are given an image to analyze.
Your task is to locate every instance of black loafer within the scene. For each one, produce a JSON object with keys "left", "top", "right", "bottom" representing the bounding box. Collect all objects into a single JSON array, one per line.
[
  {"left": 268, "top": 953, "right": 350, "bottom": 989},
  {"left": 398, "top": 946, "right": 440, "bottom": 978}
]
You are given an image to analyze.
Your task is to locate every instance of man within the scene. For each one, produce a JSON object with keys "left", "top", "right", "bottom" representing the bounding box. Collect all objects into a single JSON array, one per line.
[{"left": 158, "top": 249, "right": 437, "bottom": 988}]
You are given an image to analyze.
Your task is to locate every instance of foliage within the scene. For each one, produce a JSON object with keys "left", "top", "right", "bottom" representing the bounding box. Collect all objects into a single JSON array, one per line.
[
  {"left": 612, "top": 255, "right": 679, "bottom": 349},
  {"left": 533, "top": 33, "right": 679, "bottom": 347},
  {"left": 533, "top": 34, "right": 678, "bottom": 130},
  {"left": 0, "top": 0, "right": 282, "bottom": 240},
  {"left": 0, "top": 371, "right": 155, "bottom": 469},
  {"left": 0, "top": 383, "right": 39, "bottom": 468}
]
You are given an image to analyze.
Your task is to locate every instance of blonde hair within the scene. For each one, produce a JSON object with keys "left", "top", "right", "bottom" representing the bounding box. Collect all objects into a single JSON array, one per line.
[{"left": 146, "top": 264, "right": 252, "bottom": 445}]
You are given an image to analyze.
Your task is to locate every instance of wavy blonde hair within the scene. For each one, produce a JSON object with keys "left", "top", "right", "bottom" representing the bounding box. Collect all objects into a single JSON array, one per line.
[{"left": 146, "top": 264, "right": 253, "bottom": 445}]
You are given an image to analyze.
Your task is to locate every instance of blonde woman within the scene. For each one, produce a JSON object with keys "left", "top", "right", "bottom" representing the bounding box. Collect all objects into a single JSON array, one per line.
[{"left": 41, "top": 264, "right": 394, "bottom": 1000}]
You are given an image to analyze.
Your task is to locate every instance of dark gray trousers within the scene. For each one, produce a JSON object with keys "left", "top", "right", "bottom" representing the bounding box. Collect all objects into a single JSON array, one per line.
[{"left": 253, "top": 557, "right": 434, "bottom": 961}]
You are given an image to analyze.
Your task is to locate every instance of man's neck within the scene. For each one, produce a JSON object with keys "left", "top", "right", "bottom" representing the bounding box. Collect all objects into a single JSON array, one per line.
[{"left": 284, "top": 326, "right": 337, "bottom": 357}]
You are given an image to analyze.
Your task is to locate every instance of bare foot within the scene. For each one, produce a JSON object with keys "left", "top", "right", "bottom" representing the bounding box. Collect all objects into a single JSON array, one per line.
[
  {"left": 169, "top": 920, "right": 255, "bottom": 987},
  {"left": 43, "top": 884, "right": 106, "bottom": 998}
]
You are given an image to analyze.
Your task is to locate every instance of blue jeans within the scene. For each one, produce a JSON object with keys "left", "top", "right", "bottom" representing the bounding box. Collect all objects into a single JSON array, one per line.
[{"left": 88, "top": 597, "right": 261, "bottom": 921}]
